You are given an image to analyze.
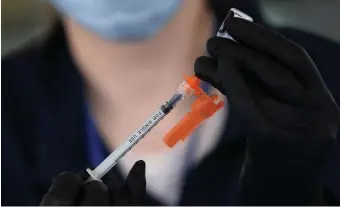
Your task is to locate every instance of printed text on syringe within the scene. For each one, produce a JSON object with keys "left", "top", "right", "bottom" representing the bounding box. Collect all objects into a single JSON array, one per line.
[{"left": 128, "top": 110, "right": 165, "bottom": 143}]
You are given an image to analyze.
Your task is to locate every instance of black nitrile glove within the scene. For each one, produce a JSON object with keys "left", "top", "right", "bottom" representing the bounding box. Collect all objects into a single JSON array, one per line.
[
  {"left": 40, "top": 160, "right": 146, "bottom": 206},
  {"left": 195, "top": 17, "right": 340, "bottom": 205}
]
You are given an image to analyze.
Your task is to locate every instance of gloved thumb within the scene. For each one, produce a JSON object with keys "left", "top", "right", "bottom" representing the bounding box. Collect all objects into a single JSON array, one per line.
[
  {"left": 194, "top": 56, "right": 225, "bottom": 95},
  {"left": 126, "top": 160, "right": 146, "bottom": 202}
]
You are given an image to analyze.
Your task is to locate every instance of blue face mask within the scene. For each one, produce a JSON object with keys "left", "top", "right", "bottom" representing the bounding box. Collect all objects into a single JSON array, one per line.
[{"left": 50, "top": 0, "right": 183, "bottom": 41}]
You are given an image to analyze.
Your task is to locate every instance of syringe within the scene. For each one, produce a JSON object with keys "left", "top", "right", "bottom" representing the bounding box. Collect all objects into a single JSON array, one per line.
[
  {"left": 86, "top": 8, "right": 253, "bottom": 181},
  {"left": 86, "top": 79, "right": 199, "bottom": 180}
]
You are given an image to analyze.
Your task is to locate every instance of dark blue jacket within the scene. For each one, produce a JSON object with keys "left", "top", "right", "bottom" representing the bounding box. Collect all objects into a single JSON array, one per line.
[{"left": 2, "top": 11, "right": 340, "bottom": 207}]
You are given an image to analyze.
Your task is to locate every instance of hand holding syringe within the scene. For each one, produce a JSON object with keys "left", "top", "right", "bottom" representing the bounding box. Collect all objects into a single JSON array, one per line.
[{"left": 86, "top": 8, "right": 253, "bottom": 181}]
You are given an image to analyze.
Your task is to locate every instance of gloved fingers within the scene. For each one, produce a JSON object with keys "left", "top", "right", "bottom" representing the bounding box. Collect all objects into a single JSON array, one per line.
[
  {"left": 222, "top": 17, "right": 320, "bottom": 87},
  {"left": 103, "top": 173, "right": 123, "bottom": 204},
  {"left": 206, "top": 38, "right": 304, "bottom": 102},
  {"left": 80, "top": 180, "right": 110, "bottom": 206},
  {"left": 118, "top": 185, "right": 132, "bottom": 205},
  {"left": 40, "top": 172, "right": 83, "bottom": 206},
  {"left": 218, "top": 59, "right": 267, "bottom": 130},
  {"left": 195, "top": 56, "right": 268, "bottom": 132},
  {"left": 125, "top": 160, "right": 146, "bottom": 201},
  {"left": 77, "top": 169, "right": 90, "bottom": 181},
  {"left": 194, "top": 56, "right": 224, "bottom": 94}
]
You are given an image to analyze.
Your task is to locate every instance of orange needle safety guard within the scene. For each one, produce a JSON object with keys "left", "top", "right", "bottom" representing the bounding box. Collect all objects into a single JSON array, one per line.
[{"left": 163, "top": 76, "right": 224, "bottom": 148}]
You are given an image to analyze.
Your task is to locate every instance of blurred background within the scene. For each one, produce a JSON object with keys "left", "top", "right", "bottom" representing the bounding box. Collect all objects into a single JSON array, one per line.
[{"left": 2, "top": 0, "right": 340, "bottom": 55}]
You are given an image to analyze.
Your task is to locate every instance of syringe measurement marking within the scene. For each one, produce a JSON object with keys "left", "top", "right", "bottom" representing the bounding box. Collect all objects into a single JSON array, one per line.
[{"left": 93, "top": 109, "right": 166, "bottom": 178}]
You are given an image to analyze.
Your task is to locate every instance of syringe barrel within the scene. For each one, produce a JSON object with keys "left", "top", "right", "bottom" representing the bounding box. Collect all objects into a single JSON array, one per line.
[{"left": 90, "top": 109, "right": 167, "bottom": 179}]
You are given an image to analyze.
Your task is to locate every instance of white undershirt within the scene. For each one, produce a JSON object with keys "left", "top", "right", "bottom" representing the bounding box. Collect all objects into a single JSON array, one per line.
[{"left": 118, "top": 97, "right": 228, "bottom": 205}]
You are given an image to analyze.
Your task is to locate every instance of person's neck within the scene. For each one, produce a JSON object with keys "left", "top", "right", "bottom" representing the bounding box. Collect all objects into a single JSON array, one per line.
[{"left": 65, "top": 0, "right": 213, "bottom": 109}]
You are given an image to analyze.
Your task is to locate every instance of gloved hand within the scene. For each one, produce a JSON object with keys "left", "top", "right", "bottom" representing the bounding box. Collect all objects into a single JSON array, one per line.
[
  {"left": 40, "top": 160, "right": 146, "bottom": 206},
  {"left": 195, "top": 17, "right": 340, "bottom": 205}
]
